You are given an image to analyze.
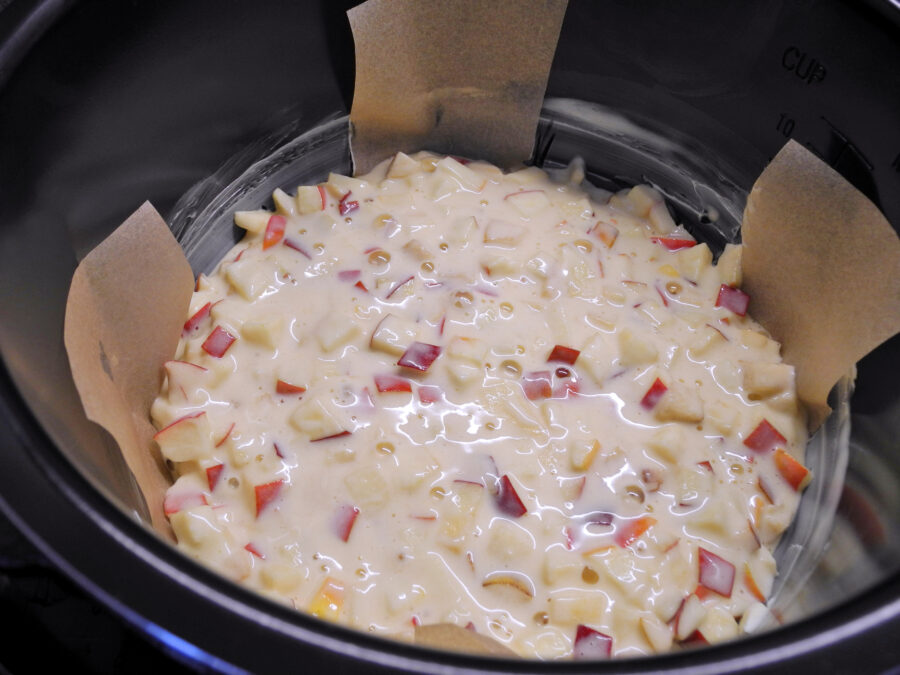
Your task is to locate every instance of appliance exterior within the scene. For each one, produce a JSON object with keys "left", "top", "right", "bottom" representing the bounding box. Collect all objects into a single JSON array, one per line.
[{"left": 0, "top": 0, "right": 898, "bottom": 671}]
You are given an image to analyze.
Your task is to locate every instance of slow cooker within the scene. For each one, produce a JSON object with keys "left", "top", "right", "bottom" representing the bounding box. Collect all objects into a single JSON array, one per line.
[{"left": 0, "top": 0, "right": 898, "bottom": 672}]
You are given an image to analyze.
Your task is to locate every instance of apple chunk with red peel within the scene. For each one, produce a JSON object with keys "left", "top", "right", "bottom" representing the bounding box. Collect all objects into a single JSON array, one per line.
[
  {"left": 262, "top": 214, "right": 286, "bottom": 250},
  {"left": 774, "top": 449, "right": 811, "bottom": 490},
  {"left": 521, "top": 371, "right": 552, "bottom": 400},
  {"left": 374, "top": 374, "right": 412, "bottom": 394},
  {"left": 370, "top": 313, "right": 419, "bottom": 357},
  {"left": 163, "top": 490, "right": 208, "bottom": 515},
  {"left": 296, "top": 185, "right": 326, "bottom": 214},
  {"left": 205, "top": 463, "right": 225, "bottom": 491},
  {"left": 640, "top": 378, "right": 668, "bottom": 410},
  {"left": 164, "top": 360, "right": 208, "bottom": 404},
  {"left": 397, "top": 342, "right": 441, "bottom": 372},
  {"left": 698, "top": 547, "right": 735, "bottom": 597},
  {"left": 202, "top": 326, "right": 236, "bottom": 358},
  {"left": 715, "top": 284, "right": 750, "bottom": 316},
  {"left": 547, "top": 344, "right": 580, "bottom": 365},
  {"left": 650, "top": 236, "right": 696, "bottom": 251},
  {"left": 276, "top": 379, "right": 306, "bottom": 395},
  {"left": 255, "top": 479, "right": 284, "bottom": 517},
  {"left": 154, "top": 411, "right": 214, "bottom": 462},
  {"left": 183, "top": 302, "right": 212, "bottom": 337},
  {"left": 494, "top": 475, "right": 527, "bottom": 517},
  {"left": 333, "top": 504, "right": 360, "bottom": 542},
  {"left": 743, "top": 419, "right": 787, "bottom": 454},
  {"left": 572, "top": 625, "right": 613, "bottom": 660}
]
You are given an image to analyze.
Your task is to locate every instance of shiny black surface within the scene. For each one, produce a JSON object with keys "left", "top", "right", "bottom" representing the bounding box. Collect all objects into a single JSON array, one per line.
[{"left": 0, "top": 1, "right": 898, "bottom": 672}]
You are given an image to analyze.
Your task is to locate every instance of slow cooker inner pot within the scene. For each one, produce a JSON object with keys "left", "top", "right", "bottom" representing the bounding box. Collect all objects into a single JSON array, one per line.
[{"left": 0, "top": 0, "right": 898, "bottom": 668}]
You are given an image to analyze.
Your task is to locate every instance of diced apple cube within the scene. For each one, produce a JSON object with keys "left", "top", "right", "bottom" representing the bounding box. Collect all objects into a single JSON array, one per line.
[
  {"left": 688, "top": 324, "right": 726, "bottom": 358},
  {"left": 745, "top": 547, "right": 776, "bottom": 601},
  {"left": 325, "top": 173, "right": 367, "bottom": 198},
  {"left": 315, "top": 314, "right": 360, "bottom": 352},
  {"left": 370, "top": 313, "right": 419, "bottom": 356},
  {"left": 309, "top": 577, "right": 344, "bottom": 621},
  {"left": 506, "top": 190, "right": 550, "bottom": 217},
  {"left": 757, "top": 502, "right": 793, "bottom": 544},
  {"left": 548, "top": 590, "right": 608, "bottom": 625},
  {"left": 618, "top": 328, "right": 658, "bottom": 366},
  {"left": 260, "top": 562, "right": 304, "bottom": 593},
  {"left": 640, "top": 615, "right": 674, "bottom": 653},
  {"left": 241, "top": 318, "right": 282, "bottom": 350},
  {"left": 402, "top": 238, "right": 431, "bottom": 261},
  {"left": 648, "top": 202, "right": 677, "bottom": 234},
  {"left": 164, "top": 360, "right": 209, "bottom": 405},
  {"left": 484, "top": 220, "right": 526, "bottom": 247},
  {"left": 741, "top": 361, "right": 795, "bottom": 399},
  {"left": 698, "top": 607, "right": 739, "bottom": 644},
  {"left": 488, "top": 519, "right": 534, "bottom": 559},
  {"left": 739, "top": 602, "right": 773, "bottom": 634},
  {"left": 706, "top": 400, "right": 739, "bottom": 436},
  {"left": 386, "top": 152, "right": 421, "bottom": 179},
  {"left": 225, "top": 259, "right": 274, "bottom": 301},
  {"left": 558, "top": 195, "right": 593, "bottom": 220},
  {"left": 344, "top": 466, "right": 388, "bottom": 508},
  {"left": 435, "top": 156, "right": 485, "bottom": 192},
  {"left": 447, "top": 336, "right": 488, "bottom": 365},
  {"left": 431, "top": 176, "right": 459, "bottom": 201},
  {"left": 233, "top": 210, "right": 270, "bottom": 233},
  {"left": 481, "top": 255, "right": 518, "bottom": 277},
  {"left": 542, "top": 547, "right": 582, "bottom": 584},
  {"left": 647, "top": 425, "right": 684, "bottom": 464},
  {"left": 272, "top": 187, "right": 296, "bottom": 216},
  {"left": 154, "top": 412, "right": 214, "bottom": 463},
  {"left": 654, "top": 384, "right": 704, "bottom": 423},
  {"left": 448, "top": 216, "right": 479, "bottom": 247},
  {"left": 569, "top": 438, "right": 601, "bottom": 471},
  {"left": 623, "top": 184, "right": 663, "bottom": 217},
  {"left": 289, "top": 396, "right": 343, "bottom": 440},
  {"left": 676, "top": 243, "right": 713, "bottom": 282},
  {"left": 296, "top": 185, "right": 325, "bottom": 214},
  {"left": 446, "top": 362, "right": 481, "bottom": 388},
  {"left": 676, "top": 594, "right": 706, "bottom": 641},
  {"left": 717, "top": 243, "right": 742, "bottom": 287},
  {"left": 579, "top": 335, "right": 614, "bottom": 385},
  {"left": 169, "top": 505, "right": 224, "bottom": 551}
]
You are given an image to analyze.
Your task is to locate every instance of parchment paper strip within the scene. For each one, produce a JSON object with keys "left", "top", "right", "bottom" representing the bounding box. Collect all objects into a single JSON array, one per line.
[
  {"left": 64, "top": 202, "right": 194, "bottom": 537},
  {"left": 348, "top": 0, "right": 568, "bottom": 175},
  {"left": 743, "top": 140, "right": 900, "bottom": 430}
]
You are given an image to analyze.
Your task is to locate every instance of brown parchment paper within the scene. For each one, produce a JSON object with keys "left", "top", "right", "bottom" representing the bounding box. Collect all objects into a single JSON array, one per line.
[
  {"left": 64, "top": 202, "right": 194, "bottom": 537},
  {"left": 742, "top": 140, "right": 900, "bottom": 431},
  {"left": 348, "top": 0, "right": 568, "bottom": 175}
]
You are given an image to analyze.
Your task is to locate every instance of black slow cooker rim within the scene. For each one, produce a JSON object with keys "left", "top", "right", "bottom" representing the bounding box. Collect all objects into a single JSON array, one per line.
[{"left": 1, "top": 347, "right": 899, "bottom": 673}]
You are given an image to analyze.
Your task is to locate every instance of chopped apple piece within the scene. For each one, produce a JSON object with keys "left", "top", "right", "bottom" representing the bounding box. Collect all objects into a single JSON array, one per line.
[
  {"left": 154, "top": 411, "right": 214, "bottom": 463},
  {"left": 315, "top": 314, "right": 360, "bottom": 352},
  {"left": 254, "top": 479, "right": 283, "bottom": 517},
  {"left": 309, "top": 577, "right": 345, "bottom": 621},
  {"left": 488, "top": 519, "right": 535, "bottom": 559},
  {"left": 233, "top": 209, "right": 270, "bottom": 233},
  {"left": 614, "top": 516, "right": 656, "bottom": 548},
  {"left": 494, "top": 475, "right": 527, "bottom": 517},
  {"left": 448, "top": 216, "right": 479, "bottom": 247},
  {"left": 484, "top": 220, "right": 526, "bottom": 247},
  {"left": 640, "top": 615, "right": 673, "bottom": 652},
  {"left": 260, "top": 563, "right": 303, "bottom": 593},
  {"left": 618, "top": 328, "right": 658, "bottom": 366},
  {"left": 271, "top": 188, "right": 295, "bottom": 216},
  {"left": 164, "top": 360, "right": 209, "bottom": 404},
  {"left": 572, "top": 624, "right": 613, "bottom": 660},
  {"left": 739, "top": 602, "right": 773, "bottom": 634},
  {"left": 697, "top": 607, "right": 739, "bottom": 644},
  {"left": 647, "top": 426, "right": 684, "bottom": 464},
  {"left": 241, "top": 318, "right": 281, "bottom": 350},
  {"left": 370, "top": 313, "right": 419, "bottom": 356},
  {"left": 289, "top": 395, "right": 344, "bottom": 440},
  {"left": 402, "top": 238, "right": 431, "bottom": 261},
  {"left": 224, "top": 259, "right": 274, "bottom": 301},
  {"left": 640, "top": 378, "right": 668, "bottom": 410},
  {"left": 688, "top": 324, "right": 727, "bottom": 358},
  {"left": 589, "top": 221, "right": 619, "bottom": 248},
  {"left": 446, "top": 362, "right": 481, "bottom": 388},
  {"left": 745, "top": 547, "right": 776, "bottom": 602},
  {"left": 774, "top": 449, "right": 812, "bottom": 490},
  {"left": 706, "top": 400, "right": 738, "bottom": 436},
  {"left": 505, "top": 189, "right": 550, "bottom": 217},
  {"left": 168, "top": 505, "right": 223, "bottom": 550},
  {"left": 447, "top": 336, "right": 488, "bottom": 365},
  {"left": 698, "top": 547, "right": 735, "bottom": 597},
  {"left": 675, "top": 594, "right": 706, "bottom": 641},
  {"left": 654, "top": 384, "right": 704, "bottom": 424},
  {"left": 296, "top": 184, "right": 326, "bottom": 214},
  {"left": 742, "top": 362, "right": 795, "bottom": 399},
  {"left": 481, "top": 255, "right": 518, "bottom": 277},
  {"left": 676, "top": 242, "right": 712, "bottom": 282},
  {"left": 344, "top": 466, "right": 389, "bottom": 508},
  {"left": 648, "top": 202, "right": 677, "bottom": 234},
  {"left": 716, "top": 243, "right": 742, "bottom": 287},
  {"left": 386, "top": 152, "right": 421, "bottom": 179},
  {"left": 569, "top": 438, "right": 601, "bottom": 472},
  {"left": 716, "top": 284, "right": 750, "bottom": 316},
  {"left": 435, "top": 156, "right": 485, "bottom": 192},
  {"left": 325, "top": 172, "right": 367, "bottom": 198},
  {"left": 542, "top": 547, "right": 582, "bottom": 584},
  {"left": 397, "top": 342, "right": 441, "bottom": 371},
  {"left": 743, "top": 418, "right": 787, "bottom": 453},
  {"left": 579, "top": 334, "right": 615, "bottom": 385}
]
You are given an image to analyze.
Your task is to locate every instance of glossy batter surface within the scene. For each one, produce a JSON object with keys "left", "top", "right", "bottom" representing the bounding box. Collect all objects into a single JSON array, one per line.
[{"left": 152, "top": 152, "right": 810, "bottom": 658}]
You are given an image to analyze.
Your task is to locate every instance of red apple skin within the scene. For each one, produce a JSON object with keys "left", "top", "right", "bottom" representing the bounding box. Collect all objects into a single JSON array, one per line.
[
  {"left": 572, "top": 624, "right": 613, "bottom": 659},
  {"left": 650, "top": 236, "right": 696, "bottom": 251},
  {"left": 495, "top": 475, "right": 527, "bottom": 517},
  {"left": 640, "top": 378, "right": 668, "bottom": 410},
  {"left": 254, "top": 479, "right": 284, "bottom": 517},
  {"left": 333, "top": 504, "right": 360, "bottom": 542},
  {"left": 698, "top": 547, "right": 736, "bottom": 597},
  {"left": 715, "top": 284, "right": 750, "bottom": 316},
  {"left": 201, "top": 326, "right": 236, "bottom": 358},
  {"left": 743, "top": 419, "right": 787, "bottom": 454},
  {"left": 397, "top": 342, "right": 442, "bottom": 371},
  {"left": 547, "top": 344, "right": 580, "bottom": 365}
]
